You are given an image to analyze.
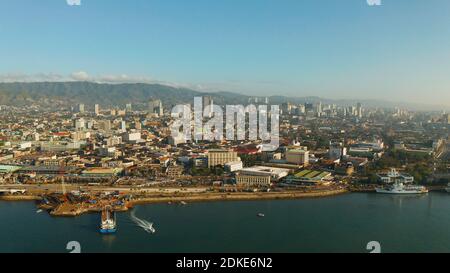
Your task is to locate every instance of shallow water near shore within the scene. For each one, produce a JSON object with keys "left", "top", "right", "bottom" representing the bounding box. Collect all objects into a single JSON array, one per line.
[{"left": 1, "top": 192, "right": 450, "bottom": 253}]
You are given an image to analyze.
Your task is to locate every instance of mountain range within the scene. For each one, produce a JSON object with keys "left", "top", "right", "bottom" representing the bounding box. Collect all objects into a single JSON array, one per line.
[{"left": 0, "top": 81, "right": 445, "bottom": 111}]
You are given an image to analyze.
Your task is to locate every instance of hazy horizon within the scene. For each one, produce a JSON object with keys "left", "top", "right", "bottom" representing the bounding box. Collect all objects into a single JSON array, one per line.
[
  {"left": 1, "top": 0, "right": 450, "bottom": 107},
  {"left": 0, "top": 80, "right": 448, "bottom": 111}
]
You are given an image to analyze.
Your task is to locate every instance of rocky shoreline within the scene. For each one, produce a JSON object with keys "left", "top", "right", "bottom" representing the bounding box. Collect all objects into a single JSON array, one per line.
[{"left": 131, "top": 188, "right": 349, "bottom": 205}]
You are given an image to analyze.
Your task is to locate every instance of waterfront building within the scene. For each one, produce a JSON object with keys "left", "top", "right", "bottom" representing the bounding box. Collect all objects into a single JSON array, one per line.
[
  {"left": 286, "top": 169, "right": 333, "bottom": 186},
  {"left": 224, "top": 161, "right": 243, "bottom": 172},
  {"left": 166, "top": 165, "right": 184, "bottom": 178},
  {"left": 236, "top": 174, "right": 271, "bottom": 188},
  {"left": 238, "top": 166, "right": 289, "bottom": 181}
]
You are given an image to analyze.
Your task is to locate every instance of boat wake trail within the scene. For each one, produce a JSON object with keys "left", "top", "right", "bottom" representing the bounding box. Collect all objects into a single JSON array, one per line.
[{"left": 130, "top": 210, "right": 156, "bottom": 234}]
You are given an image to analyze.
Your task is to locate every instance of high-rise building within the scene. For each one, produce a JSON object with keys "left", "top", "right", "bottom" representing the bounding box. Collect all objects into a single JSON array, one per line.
[
  {"left": 97, "top": 120, "right": 111, "bottom": 131},
  {"left": 94, "top": 104, "right": 100, "bottom": 115},
  {"left": 120, "top": 121, "right": 126, "bottom": 132},
  {"left": 148, "top": 99, "right": 163, "bottom": 116},
  {"left": 348, "top": 106, "right": 356, "bottom": 116},
  {"left": 356, "top": 102, "right": 362, "bottom": 118},
  {"left": 329, "top": 142, "right": 347, "bottom": 160},
  {"left": 134, "top": 120, "right": 142, "bottom": 130},
  {"left": 305, "top": 103, "right": 314, "bottom": 112},
  {"left": 281, "top": 102, "right": 293, "bottom": 115},
  {"left": 86, "top": 120, "right": 94, "bottom": 129},
  {"left": 298, "top": 104, "right": 306, "bottom": 114},
  {"left": 316, "top": 101, "right": 322, "bottom": 115},
  {"left": 75, "top": 118, "right": 85, "bottom": 131},
  {"left": 443, "top": 113, "right": 450, "bottom": 124},
  {"left": 78, "top": 104, "right": 85, "bottom": 113},
  {"left": 126, "top": 103, "right": 132, "bottom": 112}
]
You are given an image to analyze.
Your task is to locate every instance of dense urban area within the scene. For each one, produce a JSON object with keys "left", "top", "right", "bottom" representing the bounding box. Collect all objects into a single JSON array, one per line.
[{"left": 0, "top": 94, "right": 448, "bottom": 216}]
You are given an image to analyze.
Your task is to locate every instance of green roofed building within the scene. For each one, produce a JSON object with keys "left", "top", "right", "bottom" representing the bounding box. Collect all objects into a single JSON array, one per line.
[
  {"left": 287, "top": 169, "right": 333, "bottom": 186},
  {"left": 0, "top": 165, "right": 22, "bottom": 173}
]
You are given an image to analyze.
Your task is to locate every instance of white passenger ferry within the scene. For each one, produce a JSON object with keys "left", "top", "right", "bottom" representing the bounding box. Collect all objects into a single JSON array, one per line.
[{"left": 375, "top": 169, "right": 428, "bottom": 194}]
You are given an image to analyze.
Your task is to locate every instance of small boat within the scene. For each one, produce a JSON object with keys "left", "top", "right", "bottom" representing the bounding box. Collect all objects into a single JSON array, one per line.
[
  {"left": 99, "top": 206, "right": 117, "bottom": 234},
  {"left": 180, "top": 201, "right": 187, "bottom": 205},
  {"left": 257, "top": 213, "right": 265, "bottom": 217},
  {"left": 130, "top": 211, "right": 156, "bottom": 234},
  {"left": 36, "top": 209, "right": 43, "bottom": 213},
  {"left": 146, "top": 223, "right": 156, "bottom": 234}
]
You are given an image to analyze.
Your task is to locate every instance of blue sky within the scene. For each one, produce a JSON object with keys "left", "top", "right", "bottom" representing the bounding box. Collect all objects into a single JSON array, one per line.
[{"left": 0, "top": 0, "right": 450, "bottom": 106}]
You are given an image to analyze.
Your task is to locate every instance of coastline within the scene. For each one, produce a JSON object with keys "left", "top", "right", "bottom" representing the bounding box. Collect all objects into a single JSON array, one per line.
[
  {"left": 131, "top": 188, "right": 349, "bottom": 205},
  {"left": 0, "top": 195, "right": 41, "bottom": 201},
  {"left": 0, "top": 188, "right": 349, "bottom": 216},
  {"left": 3, "top": 185, "right": 446, "bottom": 215}
]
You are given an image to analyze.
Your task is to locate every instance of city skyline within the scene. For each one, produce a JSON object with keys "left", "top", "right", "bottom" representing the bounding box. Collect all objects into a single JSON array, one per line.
[{"left": 1, "top": 0, "right": 450, "bottom": 107}]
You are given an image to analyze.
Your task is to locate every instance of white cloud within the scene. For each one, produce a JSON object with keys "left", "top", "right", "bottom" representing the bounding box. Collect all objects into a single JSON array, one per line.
[
  {"left": 0, "top": 71, "right": 199, "bottom": 89},
  {"left": 0, "top": 71, "right": 225, "bottom": 94},
  {"left": 0, "top": 72, "right": 64, "bottom": 82},
  {"left": 70, "top": 71, "right": 91, "bottom": 81}
]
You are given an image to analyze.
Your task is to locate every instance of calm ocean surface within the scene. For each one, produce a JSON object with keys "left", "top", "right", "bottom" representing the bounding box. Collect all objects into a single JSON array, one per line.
[{"left": 1, "top": 192, "right": 450, "bottom": 253}]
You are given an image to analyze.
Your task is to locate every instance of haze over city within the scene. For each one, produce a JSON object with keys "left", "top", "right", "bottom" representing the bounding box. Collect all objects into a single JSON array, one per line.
[{"left": 0, "top": 0, "right": 450, "bottom": 107}]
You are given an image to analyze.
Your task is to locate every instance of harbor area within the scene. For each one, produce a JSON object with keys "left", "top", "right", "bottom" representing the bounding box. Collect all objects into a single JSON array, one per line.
[
  {"left": 0, "top": 183, "right": 348, "bottom": 217},
  {"left": 40, "top": 192, "right": 132, "bottom": 217}
]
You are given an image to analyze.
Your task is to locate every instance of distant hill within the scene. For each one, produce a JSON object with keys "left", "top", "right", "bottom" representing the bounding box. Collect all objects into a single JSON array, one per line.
[
  {"left": 0, "top": 81, "right": 445, "bottom": 111},
  {"left": 0, "top": 81, "right": 205, "bottom": 106}
]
